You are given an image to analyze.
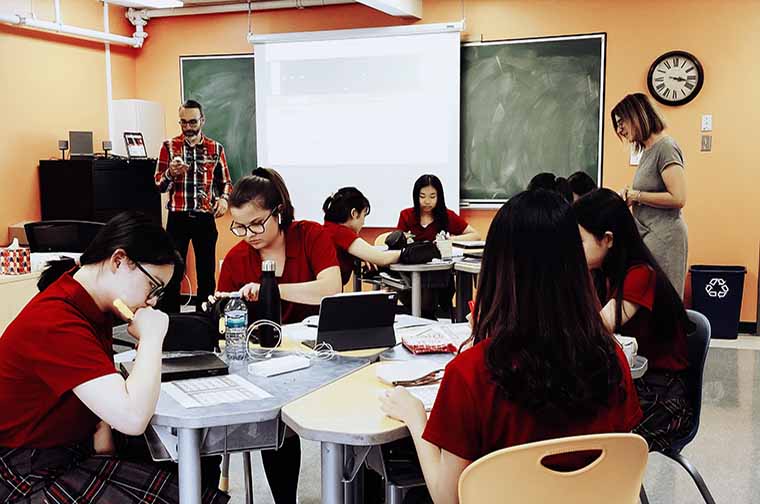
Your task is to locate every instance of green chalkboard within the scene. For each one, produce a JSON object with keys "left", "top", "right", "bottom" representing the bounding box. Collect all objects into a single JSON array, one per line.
[
  {"left": 461, "top": 34, "right": 605, "bottom": 203},
  {"left": 180, "top": 55, "right": 256, "bottom": 183}
]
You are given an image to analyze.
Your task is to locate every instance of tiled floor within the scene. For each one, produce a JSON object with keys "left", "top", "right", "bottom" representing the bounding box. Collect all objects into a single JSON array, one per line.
[{"left": 226, "top": 336, "right": 760, "bottom": 503}]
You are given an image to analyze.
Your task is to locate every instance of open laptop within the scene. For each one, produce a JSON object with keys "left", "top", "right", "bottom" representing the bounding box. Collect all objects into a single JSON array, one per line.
[{"left": 302, "top": 291, "right": 398, "bottom": 351}]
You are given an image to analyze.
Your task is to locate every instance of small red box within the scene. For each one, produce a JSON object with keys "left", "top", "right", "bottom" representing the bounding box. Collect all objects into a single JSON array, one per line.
[{"left": 0, "top": 247, "right": 31, "bottom": 275}]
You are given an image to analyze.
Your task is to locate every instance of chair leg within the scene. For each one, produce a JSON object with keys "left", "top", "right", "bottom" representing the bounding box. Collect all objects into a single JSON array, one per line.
[
  {"left": 242, "top": 451, "right": 254, "bottom": 504},
  {"left": 219, "top": 453, "right": 230, "bottom": 492},
  {"left": 385, "top": 484, "right": 404, "bottom": 504},
  {"left": 639, "top": 485, "right": 649, "bottom": 504},
  {"left": 668, "top": 452, "right": 716, "bottom": 504}
]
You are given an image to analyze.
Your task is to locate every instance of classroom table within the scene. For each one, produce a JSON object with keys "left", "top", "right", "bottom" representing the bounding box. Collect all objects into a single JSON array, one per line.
[
  {"left": 453, "top": 259, "right": 480, "bottom": 322},
  {"left": 389, "top": 262, "right": 454, "bottom": 317}
]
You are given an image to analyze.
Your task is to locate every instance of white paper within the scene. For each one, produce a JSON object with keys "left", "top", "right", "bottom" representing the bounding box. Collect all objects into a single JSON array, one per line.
[{"left": 162, "top": 374, "right": 272, "bottom": 409}]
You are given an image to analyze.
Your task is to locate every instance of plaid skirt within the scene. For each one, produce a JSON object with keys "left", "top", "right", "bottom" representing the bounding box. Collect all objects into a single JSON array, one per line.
[
  {"left": 633, "top": 369, "right": 694, "bottom": 452},
  {"left": 0, "top": 444, "right": 228, "bottom": 504}
]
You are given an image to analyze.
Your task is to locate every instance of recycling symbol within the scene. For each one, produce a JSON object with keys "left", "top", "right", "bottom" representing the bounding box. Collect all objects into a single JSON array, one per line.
[{"left": 705, "top": 278, "right": 729, "bottom": 299}]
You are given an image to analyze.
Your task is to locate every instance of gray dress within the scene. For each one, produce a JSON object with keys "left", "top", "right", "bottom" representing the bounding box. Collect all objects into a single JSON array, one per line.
[{"left": 632, "top": 136, "right": 688, "bottom": 297}]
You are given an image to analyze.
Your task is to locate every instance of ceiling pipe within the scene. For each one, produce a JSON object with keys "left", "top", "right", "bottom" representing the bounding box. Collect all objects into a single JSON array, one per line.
[
  {"left": 0, "top": 5, "right": 147, "bottom": 48},
  {"left": 143, "top": 0, "right": 355, "bottom": 18}
]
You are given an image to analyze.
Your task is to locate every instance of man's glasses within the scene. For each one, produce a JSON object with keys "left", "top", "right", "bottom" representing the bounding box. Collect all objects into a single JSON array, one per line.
[
  {"left": 179, "top": 119, "right": 201, "bottom": 127},
  {"left": 134, "top": 261, "right": 166, "bottom": 301},
  {"left": 230, "top": 212, "right": 274, "bottom": 237}
]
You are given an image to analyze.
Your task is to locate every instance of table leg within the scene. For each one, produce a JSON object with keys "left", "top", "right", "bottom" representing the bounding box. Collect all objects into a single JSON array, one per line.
[
  {"left": 177, "top": 428, "right": 202, "bottom": 504},
  {"left": 455, "top": 270, "right": 473, "bottom": 323},
  {"left": 344, "top": 461, "right": 363, "bottom": 504},
  {"left": 322, "top": 442, "right": 345, "bottom": 504},
  {"left": 243, "top": 451, "right": 254, "bottom": 504},
  {"left": 411, "top": 271, "right": 422, "bottom": 318}
]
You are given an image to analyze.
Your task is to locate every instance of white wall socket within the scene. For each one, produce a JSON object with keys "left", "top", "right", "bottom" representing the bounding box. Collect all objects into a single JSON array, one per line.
[{"left": 701, "top": 114, "right": 713, "bottom": 132}]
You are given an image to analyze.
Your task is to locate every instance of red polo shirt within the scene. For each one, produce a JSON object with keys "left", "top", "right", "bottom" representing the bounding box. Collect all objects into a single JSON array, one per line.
[
  {"left": 322, "top": 221, "right": 360, "bottom": 286},
  {"left": 0, "top": 271, "right": 116, "bottom": 448},
  {"left": 612, "top": 264, "right": 688, "bottom": 372},
  {"left": 396, "top": 207, "right": 468, "bottom": 242},
  {"left": 423, "top": 340, "right": 642, "bottom": 462},
  {"left": 218, "top": 220, "right": 339, "bottom": 324}
]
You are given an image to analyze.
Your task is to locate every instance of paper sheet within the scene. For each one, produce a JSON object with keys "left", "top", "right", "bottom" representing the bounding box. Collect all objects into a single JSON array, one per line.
[{"left": 162, "top": 374, "right": 272, "bottom": 408}]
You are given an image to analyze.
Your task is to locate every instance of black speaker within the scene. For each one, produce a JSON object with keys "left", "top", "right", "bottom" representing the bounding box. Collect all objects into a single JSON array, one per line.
[{"left": 58, "top": 140, "right": 68, "bottom": 160}]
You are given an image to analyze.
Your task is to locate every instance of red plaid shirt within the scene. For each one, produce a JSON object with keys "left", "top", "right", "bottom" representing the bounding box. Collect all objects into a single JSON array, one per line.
[{"left": 155, "top": 134, "right": 233, "bottom": 213}]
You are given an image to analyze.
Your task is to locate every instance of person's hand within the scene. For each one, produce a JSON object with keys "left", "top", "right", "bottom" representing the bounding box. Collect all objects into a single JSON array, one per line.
[
  {"left": 379, "top": 386, "right": 427, "bottom": 426},
  {"left": 128, "top": 307, "right": 169, "bottom": 347},
  {"left": 93, "top": 421, "right": 115, "bottom": 455},
  {"left": 213, "top": 198, "right": 229, "bottom": 218},
  {"left": 169, "top": 157, "right": 188, "bottom": 178},
  {"left": 620, "top": 186, "right": 634, "bottom": 207},
  {"left": 240, "top": 282, "right": 261, "bottom": 302},
  {"left": 466, "top": 312, "right": 473, "bottom": 330},
  {"left": 363, "top": 261, "right": 379, "bottom": 272}
]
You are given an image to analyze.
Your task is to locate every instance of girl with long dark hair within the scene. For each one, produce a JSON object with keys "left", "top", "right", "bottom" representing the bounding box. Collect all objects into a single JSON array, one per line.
[
  {"left": 574, "top": 188, "right": 693, "bottom": 452},
  {"left": 0, "top": 212, "right": 227, "bottom": 503},
  {"left": 380, "top": 190, "right": 641, "bottom": 503},
  {"left": 322, "top": 186, "right": 401, "bottom": 286}
]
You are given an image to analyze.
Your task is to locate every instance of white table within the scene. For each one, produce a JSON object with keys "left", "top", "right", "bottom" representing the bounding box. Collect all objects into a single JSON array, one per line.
[{"left": 389, "top": 262, "right": 454, "bottom": 317}]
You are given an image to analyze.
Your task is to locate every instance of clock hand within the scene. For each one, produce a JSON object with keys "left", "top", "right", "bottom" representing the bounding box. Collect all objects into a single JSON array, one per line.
[{"left": 669, "top": 76, "right": 687, "bottom": 82}]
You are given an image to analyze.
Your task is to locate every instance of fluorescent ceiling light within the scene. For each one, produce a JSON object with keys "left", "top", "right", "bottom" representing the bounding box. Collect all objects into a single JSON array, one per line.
[{"left": 105, "top": 0, "right": 184, "bottom": 8}]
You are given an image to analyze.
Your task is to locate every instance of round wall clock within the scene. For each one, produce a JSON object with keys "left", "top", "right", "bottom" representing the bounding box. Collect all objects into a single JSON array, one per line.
[{"left": 647, "top": 50, "right": 704, "bottom": 106}]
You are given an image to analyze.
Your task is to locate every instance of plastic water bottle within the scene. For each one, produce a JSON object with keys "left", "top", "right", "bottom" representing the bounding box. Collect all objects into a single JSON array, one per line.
[
  {"left": 258, "top": 260, "right": 282, "bottom": 348},
  {"left": 224, "top": 292, "right": 248, "bottom": 362}
]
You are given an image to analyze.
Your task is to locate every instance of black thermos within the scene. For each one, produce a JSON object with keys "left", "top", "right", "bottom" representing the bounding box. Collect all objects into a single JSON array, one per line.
[{"left": 258, "top": 259, "right": 282, "bottom": 348}]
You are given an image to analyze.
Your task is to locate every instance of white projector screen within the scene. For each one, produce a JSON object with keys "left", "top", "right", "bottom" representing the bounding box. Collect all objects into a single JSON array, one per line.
[{"left": 253, "top": 25, "right": 461, "bottom": 227}]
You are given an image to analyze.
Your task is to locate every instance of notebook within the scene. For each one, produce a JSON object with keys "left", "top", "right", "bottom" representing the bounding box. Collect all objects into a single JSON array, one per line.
[{"left": 120, "top": 353, "right": 229, "bottom": 382}]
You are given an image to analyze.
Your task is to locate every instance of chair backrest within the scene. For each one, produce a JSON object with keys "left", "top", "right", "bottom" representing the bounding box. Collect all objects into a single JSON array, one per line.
[
  {"left": 458, "top": 433, "right": 648, "bottom": 504},
  {"left": 24, "top": 220, "right": 104, "bottom": 253},
  {"left": 669, "top": 309, "right": 711, "bottom": 453}
]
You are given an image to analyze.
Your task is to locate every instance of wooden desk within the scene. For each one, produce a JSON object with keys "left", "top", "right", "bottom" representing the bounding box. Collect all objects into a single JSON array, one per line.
[{"left": 0, "top": 272, "right": 40, "bottom": 334}]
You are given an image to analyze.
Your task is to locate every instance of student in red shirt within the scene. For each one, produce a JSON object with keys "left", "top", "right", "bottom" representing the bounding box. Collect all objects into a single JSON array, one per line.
[
  {"left": 0, "top": 212, "right": 227, "bottom": 503},
  {"left": 574, "top": 188, "right": 693, "bottom": 452},
  {"left": 322, "top": 187, "right": 401, "bottom": 286},
  {"left": 396, "top": 174, "right": 480, "bottom": 319},
  {"left": 380, "top": 190, "right": 642, "bottom": 504},
  {"left": 217, "top": 167, "right": 341, "bottom": 504}
]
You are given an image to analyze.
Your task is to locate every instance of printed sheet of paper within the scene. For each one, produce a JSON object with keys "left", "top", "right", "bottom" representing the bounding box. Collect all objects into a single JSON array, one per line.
[{"left": 163, "top": 374, "right": 272, "bottom": 408}]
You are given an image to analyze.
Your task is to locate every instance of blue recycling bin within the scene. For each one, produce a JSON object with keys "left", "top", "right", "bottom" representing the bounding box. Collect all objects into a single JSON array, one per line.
[{"left": 690, "top": 265, "right": 747, "bottom": 339}]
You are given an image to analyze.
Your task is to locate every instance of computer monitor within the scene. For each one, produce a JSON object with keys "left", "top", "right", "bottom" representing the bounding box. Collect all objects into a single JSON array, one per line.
[
  {"left": 69, "top": 131, "right": 94, "bottom": 159},
  {"left": 24, "top": 220, "right": 104, "bottom": 253}
]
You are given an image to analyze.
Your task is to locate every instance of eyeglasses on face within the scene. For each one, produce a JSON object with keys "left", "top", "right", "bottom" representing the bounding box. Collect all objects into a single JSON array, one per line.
[
  {"left": 229, "top": 211, "right": 274, "bottom": 237},
  {"left": 134, "top": 260, "right": 167, "bottom": 301}
]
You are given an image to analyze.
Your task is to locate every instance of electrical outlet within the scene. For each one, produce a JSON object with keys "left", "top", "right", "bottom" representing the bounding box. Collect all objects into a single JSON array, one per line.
[
  {"left": 701, "top": 114, "right": 713, "bottom": 132},
  {"left": 701, "top": 135, "right": 712, "bottom": 152}
]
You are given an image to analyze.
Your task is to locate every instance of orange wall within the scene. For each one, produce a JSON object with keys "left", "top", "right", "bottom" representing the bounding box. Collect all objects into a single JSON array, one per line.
[
  {"left": 6, "top": 0, "right": 758, "bottom": 322},
  {"left": 0, "top": 0, "right": 136, "bottom": 237}
]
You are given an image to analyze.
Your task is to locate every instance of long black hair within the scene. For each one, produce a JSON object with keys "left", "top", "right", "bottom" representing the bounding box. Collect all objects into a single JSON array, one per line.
[
  {"left": 38, "top": 212, "right": 182, "bottom": 292},
  {"left": 412, "top": 174, "right": 449, "bottom": 232},
  {"left": 471, "top": 190, "right": 623, "bottom": 423},
  {"left": 573, "top": 188, "right": 690, "bottom": 339},
  {"left": 230, "top": 167, "right": 295, "bottom": 230},
  {"left": 527, "top": 172, "right": 573, "bottom": 203},
  {"left": 323, "top": 187, "right": 370, "bottom": 224}
]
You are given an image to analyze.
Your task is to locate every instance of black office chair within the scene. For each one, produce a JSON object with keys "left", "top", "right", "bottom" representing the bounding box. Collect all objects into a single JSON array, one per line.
[
  {"left": 640, "top": 309, "right": 716, "bottom": 504},
  {"left": 24, "top": 220, "right": 104, "bottom": 253}
]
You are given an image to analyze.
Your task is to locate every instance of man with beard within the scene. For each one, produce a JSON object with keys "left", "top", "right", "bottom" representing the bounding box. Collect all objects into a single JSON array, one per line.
[{"left": 154, "top": 100, "right": 233, "bottom": 312}]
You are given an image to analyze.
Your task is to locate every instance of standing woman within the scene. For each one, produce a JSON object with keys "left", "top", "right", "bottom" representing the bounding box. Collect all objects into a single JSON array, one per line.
[
  {"left": 612, "top": 93, "right": 688, "bottom": 297},
  {"left": 322, "top": 187, "right": 401, "bottom": 286},
  {"left": 218, "top": 167, "right": 342, "bottom": 504},
  {"left": 397, "top": 174, "right": 480, "bottom": 319},
  {"left": 0, "top": 212, "right": 227, "bottom": 503}
]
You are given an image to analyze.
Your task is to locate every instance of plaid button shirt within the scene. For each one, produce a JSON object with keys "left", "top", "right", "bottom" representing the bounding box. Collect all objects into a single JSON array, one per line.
[{"left": 154, "top": 134, "right": 233, "bottom": 213}]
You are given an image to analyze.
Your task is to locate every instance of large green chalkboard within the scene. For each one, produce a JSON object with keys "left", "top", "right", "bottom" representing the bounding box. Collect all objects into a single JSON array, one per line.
[
  {"left": 461, "top": 34, "right": 605, "bottom": 203},
  {"left": 180, "top": 55, "right": 256, "bottom": 183}
]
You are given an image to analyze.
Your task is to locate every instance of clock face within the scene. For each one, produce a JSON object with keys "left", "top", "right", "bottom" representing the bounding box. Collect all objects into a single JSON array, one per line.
[{"left": 647, "top": 51, "right": 704, "bottom": 106}]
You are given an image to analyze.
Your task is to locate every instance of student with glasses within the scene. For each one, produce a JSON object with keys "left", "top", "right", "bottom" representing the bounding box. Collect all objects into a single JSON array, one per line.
[
  {"left": 218, "top": 167, "right": 342, "bottom": 504},
  {"left": 155, "top": 99, "right": 234, "bottom": 313},
  {"left": 0, "top": 212, "right": 228, "bottom": 503}
]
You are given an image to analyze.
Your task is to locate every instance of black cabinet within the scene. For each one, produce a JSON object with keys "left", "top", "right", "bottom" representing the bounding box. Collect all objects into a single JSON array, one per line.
[{"left": 39, "top": 159, "right": 161, "bottom": 223}]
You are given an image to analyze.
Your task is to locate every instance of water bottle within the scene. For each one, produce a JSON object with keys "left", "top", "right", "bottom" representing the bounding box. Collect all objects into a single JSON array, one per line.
[
  {"left": 258, "top": 260, "right": 282, "bottom": 348},
  {"left": 224, "top": 292, "right": 248, "bottom": 362}
]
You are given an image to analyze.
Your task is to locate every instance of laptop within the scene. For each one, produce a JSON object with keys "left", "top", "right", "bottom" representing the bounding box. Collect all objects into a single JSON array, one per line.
[
  {"left": 302, "top": 291, "right": 398, "bottom": 351},
  {"left": 69, "top": 131, "right": 94, "bottom": 159},
  {"left": 120, "top": 353, "right": 228, "bottom": 382}
]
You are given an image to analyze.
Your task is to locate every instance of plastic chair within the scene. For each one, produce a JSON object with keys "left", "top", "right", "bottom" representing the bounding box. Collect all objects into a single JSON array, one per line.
[
  {"left": 459, "top": 433, "right": 649, "bottom": 504},
  {"left": 640, "top": 310, "right": 716, "bottom": 504}
]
